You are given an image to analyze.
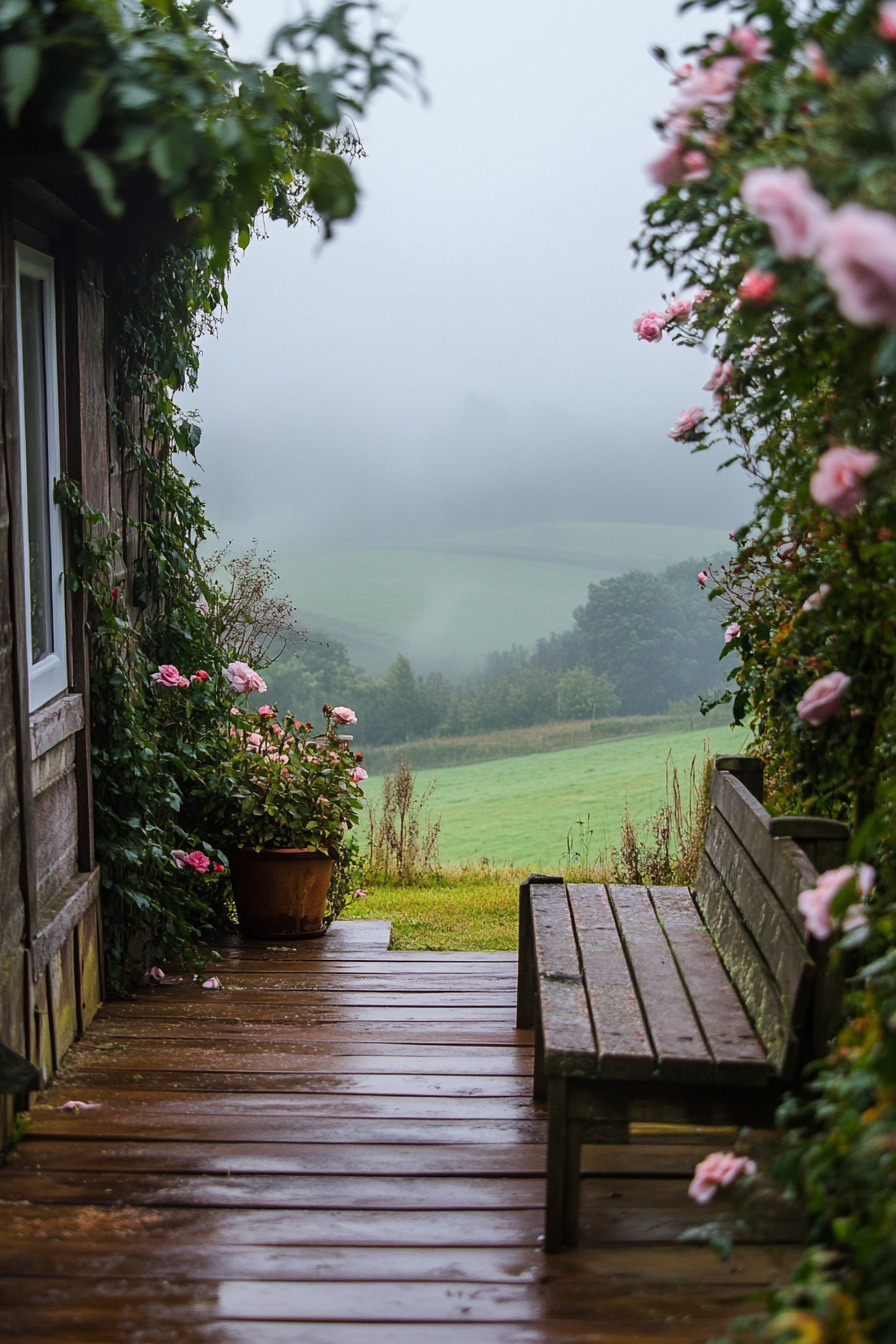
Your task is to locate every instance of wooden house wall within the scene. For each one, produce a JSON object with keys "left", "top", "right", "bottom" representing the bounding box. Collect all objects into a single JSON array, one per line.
[{"left": 0, "top": 177, "right": 111, "bottom": 1140}]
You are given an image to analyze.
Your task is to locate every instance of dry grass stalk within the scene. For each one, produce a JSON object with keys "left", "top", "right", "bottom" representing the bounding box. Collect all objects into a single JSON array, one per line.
[{"left": 366, "top": 754, "right": 442, "bottom": 883}]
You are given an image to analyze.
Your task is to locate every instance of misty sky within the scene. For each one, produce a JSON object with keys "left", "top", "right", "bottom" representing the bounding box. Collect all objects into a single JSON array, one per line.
[{"left": 193, "top": 0, "right": 751, "bottom": 549}]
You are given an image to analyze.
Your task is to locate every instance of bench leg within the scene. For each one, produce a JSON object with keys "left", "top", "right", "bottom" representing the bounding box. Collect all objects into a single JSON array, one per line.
[
  {"left": 516, "top": 882, "right": 536, "bottom": 1029},
  {"left": 533, "top": 1004, "right": 546, "bottom": 1103},
  {"left": 545, "top": 1076, "right": 581, "bottom": 1251}
]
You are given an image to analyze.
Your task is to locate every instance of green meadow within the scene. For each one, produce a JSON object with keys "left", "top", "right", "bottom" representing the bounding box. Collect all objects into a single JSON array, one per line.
[
  {"left": 361, "top": 723, "right": 750, "bottom": 871},
  {"left": 274, "top": 520, "right": 731, "bottom": 675}
]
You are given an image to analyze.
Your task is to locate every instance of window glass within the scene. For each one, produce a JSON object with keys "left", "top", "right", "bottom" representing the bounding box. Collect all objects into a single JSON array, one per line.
[
  {"left": 19, "top": 273, "right": 54, "bottom": 663},
  {"left": 15, "top": 243, "right": 67, "bottom": 708}
]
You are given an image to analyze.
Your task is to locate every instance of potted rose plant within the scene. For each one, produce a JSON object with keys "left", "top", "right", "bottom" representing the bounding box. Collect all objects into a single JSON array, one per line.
[{"left": 199, "top": 673, "right": 368, "bottom": 939}]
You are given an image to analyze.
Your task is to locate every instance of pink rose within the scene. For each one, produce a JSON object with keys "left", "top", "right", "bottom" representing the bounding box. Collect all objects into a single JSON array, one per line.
[
  {"left": 682, "top": 149, "right": 710, "bottom": 181},
  {"left": 796, "top": 670, "right": 852, "bottom": 725},
  {"left": 648, "top": 143, "right": 688, "bottom": 188},
  {"left": 247, "top": 732, "right": 263, "bottom": 748},
  {"left": 816, "top": 203, "right": 896, "bottom": 326},
  {"left": 258, "top": 705, "right": 275, "bottom": 717},
  {"left": 147, "top": 967, "right": 165, "bottom": 982},
  {"left": 703, "top": 360, "right": 733, "bottom": 394},
  {"left": 809, "top": 446, "right": 879, "bottom": 518},
  {"left": 738, "top": 270, "right": 777, "bottom": 305},
  {"left": 192, "top": 669, "right": 209, "bottom": 682},
  {"left": 697, "top": 571, "right": 708, "bottom": 586},
  {"left": 666, "top": 297, "right": 693, "bottom": 321},
  {"left": 172, "top": 849, "right": 211, "bottom": 873},
  {"left": 724, "top": 622, "right": 741, "bottom": 642},
  {"left": 353, "top": 888, "right": 368, "bottom": 899},
  {"left": 802, "top": 583, "right": 831, "bottom": 611},
  {"left": 632, "top": 310, "right": 668, "bottom": 343},
  {"left": 349, "top": 766, "right": 368, "bottom": 783},
  {"left": 330, "top": 707, "right": 358, "bottom": 724},
  {"left": 669, "top": 57, "right": 742, "bottom": 121},
  {"left": 797, "top": 865, "right": 875, "bottom": 940},
  {"left": 667, "top": 405, "right": 706, "bottom": 441},
  {"left": 151, "top": 664, "right": 181, "bottom": 687},
  {"left": 177, "top": 676, "right": 190, "bottom": 687},
  {"left": 803, "top": 41, "right": 830, "bottom": 83},
  {"left": 730, "top": 27, "right": 771, "bottom": 63},
  {"left": 740, "top": 167, "right": 829, "bottom": 260},
  {"left": 689, "top": 1152, "right": 756, "bottom": 1204},
  {"left": 225, "top": 661, "right": 268, "bottom": 695},
  {"left": 879, "top": 2, "right": 896, "bottom": 40}
]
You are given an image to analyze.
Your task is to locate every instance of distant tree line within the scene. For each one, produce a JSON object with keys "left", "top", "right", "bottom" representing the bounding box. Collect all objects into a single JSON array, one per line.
[{"left": 261, "top": 556, "right": 730, "bottom": 746}]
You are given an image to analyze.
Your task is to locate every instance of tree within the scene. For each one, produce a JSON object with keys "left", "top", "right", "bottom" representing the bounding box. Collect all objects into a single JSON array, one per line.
[{"left": 555, "top": 669, "right": 619, "bottom": 721}]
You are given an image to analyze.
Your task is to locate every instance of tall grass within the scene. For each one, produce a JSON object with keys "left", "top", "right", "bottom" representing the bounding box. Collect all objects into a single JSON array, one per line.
[
  {"left": 365, "top": 754, "right": 442, "bottom": 883},
  {"left": 563, "top": 741, "right": 714, "bottom": 887}
]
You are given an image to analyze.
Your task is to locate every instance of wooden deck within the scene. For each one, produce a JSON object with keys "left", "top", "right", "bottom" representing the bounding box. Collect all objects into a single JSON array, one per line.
[{"left": 0, "top": 921, "right": 800, "bottom": 1342}]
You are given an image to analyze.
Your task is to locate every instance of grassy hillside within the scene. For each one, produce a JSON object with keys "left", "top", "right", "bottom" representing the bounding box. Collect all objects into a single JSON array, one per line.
[
  {"left": 361, "top": 724, "right": 750, "bottom": 870},
  {"left": 272, "top": 520, "right": 730, "bottom": 676},
  {"left": 361, "top": 705, "right": 733, "bottom": 775}
]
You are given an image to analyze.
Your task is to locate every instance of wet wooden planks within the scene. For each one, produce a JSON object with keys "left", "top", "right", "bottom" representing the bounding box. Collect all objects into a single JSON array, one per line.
[{"left": 0, "top": 920, "right": 799, "bottom": 1342}]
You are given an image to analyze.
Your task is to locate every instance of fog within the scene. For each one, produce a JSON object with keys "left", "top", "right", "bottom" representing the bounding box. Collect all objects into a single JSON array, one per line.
[{"left": 193, "top": 0, "right": 751, "bottom": 556}]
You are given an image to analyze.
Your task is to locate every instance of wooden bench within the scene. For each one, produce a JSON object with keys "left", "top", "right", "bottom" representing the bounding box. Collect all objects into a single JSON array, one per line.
[{"left": 516, "top": 755, "right": 849, "bottom": 1251}]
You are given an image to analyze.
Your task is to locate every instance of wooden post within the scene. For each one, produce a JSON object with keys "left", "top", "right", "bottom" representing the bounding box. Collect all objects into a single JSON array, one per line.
[
  {"left": 715, "top": 754, "right": 764, "bottom": 803},
  {"left": 516, "top": 874, "right": 562, "bottom": 1030},
  {"left": 545, "top": 1075, "right": 568, "bottom": 1253}
]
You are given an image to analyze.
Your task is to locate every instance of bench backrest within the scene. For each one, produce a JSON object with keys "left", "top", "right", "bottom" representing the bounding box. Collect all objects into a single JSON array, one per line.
[{"left": 694, "top": 757, "right": 849, "bottom": 1078}]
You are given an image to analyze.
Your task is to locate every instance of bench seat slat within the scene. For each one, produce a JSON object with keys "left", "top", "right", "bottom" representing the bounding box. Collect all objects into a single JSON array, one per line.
[
  {"left": 703, "top": 811, "right": 815, "bottom": 1029},
  {"left": 693, "top": 854, "right": 797, "bottom": 1079},
  {"left": 530, "top": 886, "right": 596, "bottom": 1079},
  {"left": 607, "top": 885, "right": 713, "bottom": 1084},
  {"left": 648, "top": 886, "right": 769, "bottom": 1088},
  {"left": 567, "top": 885, "right": 655, "bottom": 1081}
]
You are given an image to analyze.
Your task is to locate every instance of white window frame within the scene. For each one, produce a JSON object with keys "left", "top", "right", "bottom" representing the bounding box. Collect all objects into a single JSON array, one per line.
[{"left": 15, "top": 242, "right": 68, "bottom": 710}]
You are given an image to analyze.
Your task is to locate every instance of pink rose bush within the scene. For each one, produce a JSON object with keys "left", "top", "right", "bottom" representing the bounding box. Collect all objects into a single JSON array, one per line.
[
  {"left": 225, "top": 661, "right": 267, "bottom": 694},
  {"left": 810, "top": 447, "right": 879, "bottom": 518},
  {"left": 632, "top": 310, "right": 667, "bottom": 343},
  {"left": 796, "top": 671, "right": 852, "bottom": 725},
  {"left": 798, "top": 865, "right": 874, "bottom": 941},
  {"left": 349, "top": 765, "right": 368, "bottom": 783},
  {"left": 724, "top": 622, "right": 741, "bottom": 642},
  {"left": 689, "top": 1152, "right": 756, "bottom": 1204},
  {"left": 668, "top": 406, "right": 706, "bottom": 441}
]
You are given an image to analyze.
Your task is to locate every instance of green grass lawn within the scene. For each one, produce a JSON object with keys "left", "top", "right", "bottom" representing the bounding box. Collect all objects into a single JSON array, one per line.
[
  {"left": 343, "top": 868, "right": 523, "bottom": 952},
  {"left": 361, "top": 724, "right": 750, "bottom": 871}
]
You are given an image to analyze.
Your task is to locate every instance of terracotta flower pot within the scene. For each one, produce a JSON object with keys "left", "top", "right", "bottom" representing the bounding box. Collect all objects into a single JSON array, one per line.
[{"left": 228, "top": 848, "right": 334, "bottom": 940}]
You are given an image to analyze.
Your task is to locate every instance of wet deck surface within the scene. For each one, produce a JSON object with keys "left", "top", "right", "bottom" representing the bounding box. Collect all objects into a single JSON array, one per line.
[{"left": 0, "top": 920, "right": 800, "bottom": 1342}]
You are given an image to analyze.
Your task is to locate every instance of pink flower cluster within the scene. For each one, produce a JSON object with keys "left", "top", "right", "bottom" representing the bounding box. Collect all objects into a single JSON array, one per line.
[
  {"left": 703, "top": 359, "right": 733, "bottom": 401},
  {"left": 689, "top": 1151, "right": 756, "bottom": 1204},
  {"left": 648, "top": 28, "right": 769, "bottom": 188},
  {"left": 633, "top": 296, "right": 693, "bottom": 344},
  {"left": 742, "top": 166, "right": 896, "bottom": 328},
  {"left": 225, "top": 661, "right": 267, "bottom": 695},
  {"left": 798, "top": 865, "right": 874, "bottom": 941},
  {"left": 151, "top": 664, "right": 209, "bottom": 687},
  {"left": 171, "top": 849, "right": 225, "bottom": 874}
]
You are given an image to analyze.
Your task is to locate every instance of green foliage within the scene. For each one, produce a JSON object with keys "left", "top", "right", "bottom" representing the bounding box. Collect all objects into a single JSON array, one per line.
[
  {"left": 555, "top": 668, "right": 620, "bottom": 721},
  {"left": 26, "top": 0, "right": 406, "bottom": 990},
  {"left": 637, "top": 1, "right": 896, "bottom": 1336}
]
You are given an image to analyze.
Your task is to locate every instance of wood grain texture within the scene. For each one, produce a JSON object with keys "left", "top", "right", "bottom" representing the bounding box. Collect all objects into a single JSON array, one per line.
[
  {"left": 566, "top": 884, "right": 654, "bottom": 1080},
  {"left": 693, "top": 854, "right": 796, "bottom": 1079},
  {"left": 607, "top": 886, "right": 712, "bottom": 1084},
  {"left": 530, "top": 886, "right": 595, "bottom": 1080},
  {"left": 702, "top": 811, "right": 814, "bottom": 1026},
  {"left": 711, "top": 771, "right": 817, "bottom": 933},
  {"left": 0, "top": 916, "right": 789, "bottom": 1339},
  {"left": 648, "top": 886, "right": 768, "bottom": 1087}
]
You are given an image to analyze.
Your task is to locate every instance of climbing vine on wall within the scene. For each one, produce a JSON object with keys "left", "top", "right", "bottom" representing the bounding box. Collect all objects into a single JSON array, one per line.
[{"left": 0, "top": 0, "right": 411, "bottom": 990}]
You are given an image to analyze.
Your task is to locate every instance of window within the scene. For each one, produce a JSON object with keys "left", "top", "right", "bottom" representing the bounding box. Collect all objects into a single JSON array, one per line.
[{"left": 15, "top": 243, "right": 67, "bottom": 709}]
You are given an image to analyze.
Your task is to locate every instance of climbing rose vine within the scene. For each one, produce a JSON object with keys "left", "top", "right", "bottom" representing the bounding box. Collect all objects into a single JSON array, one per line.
[{"left": 636, "top": 2, "right": 896, "bottom": 1338}]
